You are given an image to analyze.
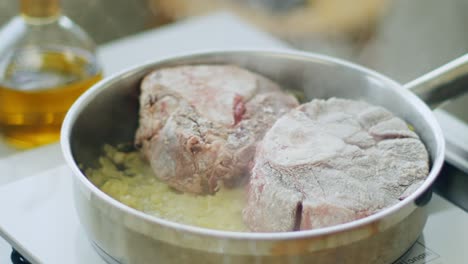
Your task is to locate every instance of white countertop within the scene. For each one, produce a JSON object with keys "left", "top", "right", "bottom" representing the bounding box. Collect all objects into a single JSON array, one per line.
[{"left": 0, "top": 11, "right": 466, "bottom": 264}]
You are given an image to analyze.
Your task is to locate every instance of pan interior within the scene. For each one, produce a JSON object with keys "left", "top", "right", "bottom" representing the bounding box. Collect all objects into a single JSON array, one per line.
[{"left": 67, "top": 51, "right": 442, "bottom": 236}]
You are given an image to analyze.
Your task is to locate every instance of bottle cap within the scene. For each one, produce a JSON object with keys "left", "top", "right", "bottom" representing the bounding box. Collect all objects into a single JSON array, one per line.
[{"left": 20, "top": 0, "right": 61, "bottom": 18}]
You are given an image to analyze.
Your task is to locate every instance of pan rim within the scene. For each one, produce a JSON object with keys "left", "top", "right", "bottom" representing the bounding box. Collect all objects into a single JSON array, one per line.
[{"left": 61, "top": 48, "right": 445, "bottom": 240}]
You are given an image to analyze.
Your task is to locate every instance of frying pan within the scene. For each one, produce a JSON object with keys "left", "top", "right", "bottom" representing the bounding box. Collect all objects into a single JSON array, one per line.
[{"left": 61, "top": 50, "right": 468, "bottom": 264}]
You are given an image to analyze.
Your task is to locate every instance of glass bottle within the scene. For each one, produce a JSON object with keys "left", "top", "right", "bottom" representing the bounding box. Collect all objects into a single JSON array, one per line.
[{"left": 0, "top": 0, "right": 102, "bottom": 149}]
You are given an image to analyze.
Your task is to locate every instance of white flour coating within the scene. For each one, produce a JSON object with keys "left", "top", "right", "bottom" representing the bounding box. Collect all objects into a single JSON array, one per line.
[
  {"left": 135, "top": 65, "right": 298, "bottom": 194},
  {"left": 243, "top": 98, "right": 429, "bottom": 232}
]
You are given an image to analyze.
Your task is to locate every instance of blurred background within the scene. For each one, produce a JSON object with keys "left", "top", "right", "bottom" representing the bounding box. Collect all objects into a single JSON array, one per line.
[{"left": 0, "top": 0, "right": 467, "bottom": 117}]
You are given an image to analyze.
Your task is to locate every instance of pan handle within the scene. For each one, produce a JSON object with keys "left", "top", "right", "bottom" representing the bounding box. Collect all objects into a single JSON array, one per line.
[{"left": 404, "top": 54, "right": 468, "bottom": 109}]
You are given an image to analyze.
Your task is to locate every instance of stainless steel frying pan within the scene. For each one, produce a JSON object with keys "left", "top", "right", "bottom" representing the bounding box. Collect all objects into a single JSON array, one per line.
[{"left": 61, "top": 50, "right": 468, "bottom": 264}]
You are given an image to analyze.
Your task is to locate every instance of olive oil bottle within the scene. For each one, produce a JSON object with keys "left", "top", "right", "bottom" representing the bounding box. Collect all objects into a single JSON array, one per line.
[{"left": 0, "top": 0, "right": 102, "bottom": 148}]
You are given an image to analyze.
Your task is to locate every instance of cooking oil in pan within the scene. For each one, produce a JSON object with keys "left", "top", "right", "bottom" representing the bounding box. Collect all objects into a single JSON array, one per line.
[{"left": 0, "top": 48, "right": 102, "bottom": 148}]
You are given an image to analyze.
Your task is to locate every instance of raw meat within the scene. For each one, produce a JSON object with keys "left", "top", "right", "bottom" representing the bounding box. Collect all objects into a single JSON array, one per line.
[
  {"left": 243, "top": 98, "right": 429, "bottom": 232},
  {"left": 135, "top": 65, "right": 298, "bottom": 194}
]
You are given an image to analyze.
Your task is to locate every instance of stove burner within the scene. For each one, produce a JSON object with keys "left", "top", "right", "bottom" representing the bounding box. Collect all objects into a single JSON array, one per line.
[{"left": 11, "top": 248, "right": 31, "bottom": 264}]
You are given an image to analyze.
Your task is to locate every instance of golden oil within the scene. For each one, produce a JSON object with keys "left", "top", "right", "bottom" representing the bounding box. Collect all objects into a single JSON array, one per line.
[{"left": 0, "top": 48, "right": 101, "bottom": 148}]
